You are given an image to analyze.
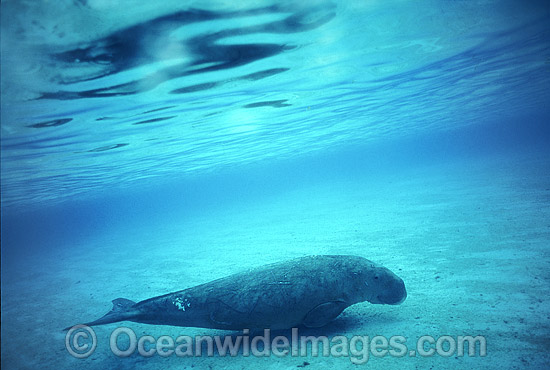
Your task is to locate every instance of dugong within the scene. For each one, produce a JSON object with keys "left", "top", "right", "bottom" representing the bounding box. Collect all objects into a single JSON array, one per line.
[{"left": 70, "top": 255, "right": 406, "bottom": 330}]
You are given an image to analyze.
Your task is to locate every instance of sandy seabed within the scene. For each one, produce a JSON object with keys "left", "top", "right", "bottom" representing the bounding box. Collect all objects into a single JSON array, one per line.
[{"left": 2, "top": 151, "right": 549, "bottom": 370}]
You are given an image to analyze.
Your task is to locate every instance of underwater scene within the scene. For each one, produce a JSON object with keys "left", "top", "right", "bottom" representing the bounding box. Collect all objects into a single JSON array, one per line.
[{"left": 1, "top": 0, "right": 549, "bottom": 369}]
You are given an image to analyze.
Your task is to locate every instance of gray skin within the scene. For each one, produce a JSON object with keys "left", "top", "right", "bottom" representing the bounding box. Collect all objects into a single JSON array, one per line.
[{"left": 72, "top": 255, "right": 406, "bottom": 330}]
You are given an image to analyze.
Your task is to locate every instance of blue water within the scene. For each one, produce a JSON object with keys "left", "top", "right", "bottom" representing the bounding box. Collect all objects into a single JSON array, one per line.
[{"left": 1, "top": 1, "right": 550, "bottom": 369}]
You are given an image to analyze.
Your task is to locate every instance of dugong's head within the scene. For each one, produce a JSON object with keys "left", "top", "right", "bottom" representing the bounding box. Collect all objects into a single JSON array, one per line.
[{"left": 351, "top": 258, "right": 407, "bottom": 305}]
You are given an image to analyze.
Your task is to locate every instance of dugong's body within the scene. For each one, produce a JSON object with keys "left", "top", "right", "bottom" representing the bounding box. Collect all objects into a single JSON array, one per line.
[{"left": 73, "top": 255, "right": 406, "bottom": 330}]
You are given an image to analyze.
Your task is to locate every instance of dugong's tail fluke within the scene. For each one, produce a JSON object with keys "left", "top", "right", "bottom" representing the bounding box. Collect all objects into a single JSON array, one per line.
[{"left": 64, "top": 298, "right": 136, "bottom": 330}]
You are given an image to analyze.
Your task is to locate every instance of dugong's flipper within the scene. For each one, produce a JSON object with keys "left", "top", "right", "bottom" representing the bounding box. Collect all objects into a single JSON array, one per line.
[
  {"left": 303, "top": 300, "right": 348, "bottom": 328},
  {"left": 64, "top": 298, "right": 136, "bottom": 330}
]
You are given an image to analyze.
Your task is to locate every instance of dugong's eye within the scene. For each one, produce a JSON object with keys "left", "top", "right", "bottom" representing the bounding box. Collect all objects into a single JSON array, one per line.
[{"left": 374, "top": 275, "right": 379, "bottom": 280}]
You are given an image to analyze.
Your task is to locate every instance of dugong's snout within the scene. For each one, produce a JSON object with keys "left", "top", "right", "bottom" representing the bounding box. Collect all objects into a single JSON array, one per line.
[{"left": 375, "top": 277, "right": 407, "bottom": 305}]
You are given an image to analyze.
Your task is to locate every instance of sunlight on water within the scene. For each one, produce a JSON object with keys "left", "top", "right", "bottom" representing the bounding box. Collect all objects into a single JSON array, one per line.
[{"left": 1, "top": 0, "right": 549, "bottom": 207}]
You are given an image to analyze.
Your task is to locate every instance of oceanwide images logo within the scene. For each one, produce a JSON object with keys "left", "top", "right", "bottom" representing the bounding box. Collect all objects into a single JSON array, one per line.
[{"left": 65, "top": 325, "right": 487, "bottom": 364}]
